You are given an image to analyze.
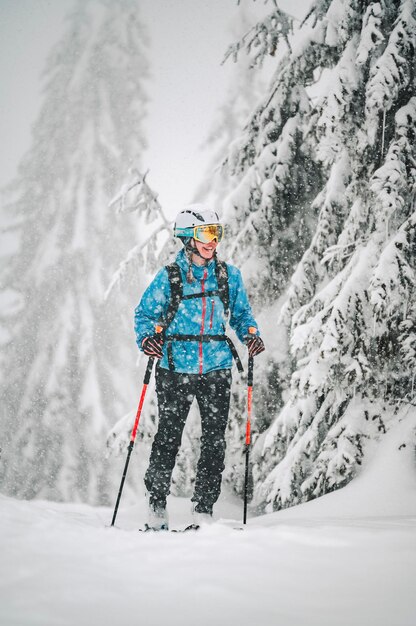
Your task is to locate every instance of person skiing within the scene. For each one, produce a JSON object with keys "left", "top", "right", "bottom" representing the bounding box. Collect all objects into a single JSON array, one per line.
[{"left": 134, "top": 204, "right": 265, "bottom": 530}]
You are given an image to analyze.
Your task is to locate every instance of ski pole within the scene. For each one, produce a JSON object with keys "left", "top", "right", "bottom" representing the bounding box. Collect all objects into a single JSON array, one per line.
[
  {"left": 110, "top": 327, "right": 162, "bottom": 527},
  {"left": 243, "top": 354, "right": 254, "bottom": 525}
]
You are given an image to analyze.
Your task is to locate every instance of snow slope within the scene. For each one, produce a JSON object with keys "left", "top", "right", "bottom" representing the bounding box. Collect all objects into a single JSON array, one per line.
[{"left": 1, "top": 415, "right": 415, "bottom": 626}]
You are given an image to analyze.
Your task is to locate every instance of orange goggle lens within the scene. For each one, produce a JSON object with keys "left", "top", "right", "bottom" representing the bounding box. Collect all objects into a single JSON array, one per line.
[{"left": 193, "top": 224, "right": 224, "bottom": 243}]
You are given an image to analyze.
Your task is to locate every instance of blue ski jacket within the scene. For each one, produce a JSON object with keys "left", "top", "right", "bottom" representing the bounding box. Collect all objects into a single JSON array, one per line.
[{"left": 134, "top": 249, "right": 260, "bottom": 374}]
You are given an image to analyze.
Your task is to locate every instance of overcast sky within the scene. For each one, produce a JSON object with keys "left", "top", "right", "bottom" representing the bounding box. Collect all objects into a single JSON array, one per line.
[{"left": 0, "top": 0, "right": 311, "bottom": 218}]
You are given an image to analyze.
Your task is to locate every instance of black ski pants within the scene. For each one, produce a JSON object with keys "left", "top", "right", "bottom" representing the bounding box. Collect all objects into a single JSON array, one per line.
[{"left": 144, "top": 367, "right": 232, "bottom": 513}]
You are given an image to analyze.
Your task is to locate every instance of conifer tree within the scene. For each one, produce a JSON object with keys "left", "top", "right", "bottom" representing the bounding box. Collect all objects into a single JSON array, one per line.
[
  {"left": 218, "top": 4, "right": 323, "bottom": 498},
  {"left": 222, "top": 4, "right": 322, "bottom": 308},
  {"left": 0, "top": 0, "right": 149, "bottom": 504},
  {"left": 225, "top": 0, "right": 416, "bottom": 510}
]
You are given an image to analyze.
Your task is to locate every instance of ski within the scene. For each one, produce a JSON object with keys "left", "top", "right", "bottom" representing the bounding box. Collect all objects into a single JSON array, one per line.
[
  {"left": 171, "top": 524, "right": 200, "bottom": 533},
  {"left": 139, "top": 523, "right": 200, "bottom": 533},
  {"left": 138, "top": 521, "right": 245, "bottom": 533},
  {"left": 139, "top": 523, "right": 169, "bottom": 532}
]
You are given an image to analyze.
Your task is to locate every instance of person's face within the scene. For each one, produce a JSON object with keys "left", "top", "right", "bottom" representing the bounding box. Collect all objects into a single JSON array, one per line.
[{"left": 193, "top": 238, "right": 218, "bottom": 260}]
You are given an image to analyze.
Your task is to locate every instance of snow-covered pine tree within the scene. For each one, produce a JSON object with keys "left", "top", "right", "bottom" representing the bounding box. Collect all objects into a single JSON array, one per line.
[
  {"left": 242, "top": 0, "right": 416, "bottom": 511},
  {"left": 222, "top": 5, "right": 323, "bottom": 308},
  {"left": 0, "top": 0, "right": 149, "bottom": 504},
  {"left": 216, "top": 3, "right": 326, "bottom": 498}
]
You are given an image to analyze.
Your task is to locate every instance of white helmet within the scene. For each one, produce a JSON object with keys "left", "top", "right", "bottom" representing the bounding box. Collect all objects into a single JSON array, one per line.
[
  {"left": 174, "top": 204, "right": 223, "bottom": 243},
  {"left": 174, "top": 204, "right": 220, "bottom": 232}
]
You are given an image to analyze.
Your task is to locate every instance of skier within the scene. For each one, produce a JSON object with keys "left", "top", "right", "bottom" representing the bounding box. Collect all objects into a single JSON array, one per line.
[{"left": 134, "top": 204, "right": 265, "bottom": 530}]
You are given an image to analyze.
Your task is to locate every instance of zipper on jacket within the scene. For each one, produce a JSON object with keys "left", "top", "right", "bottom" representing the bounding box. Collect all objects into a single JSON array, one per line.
[{"left": 199, "top": 269, "right": 207, "bottom": 374}]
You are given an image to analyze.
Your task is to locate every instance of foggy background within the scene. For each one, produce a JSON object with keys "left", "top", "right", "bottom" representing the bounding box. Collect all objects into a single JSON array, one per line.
[{"left": 0, "top": 0, "right": 307, "bottom": 217}]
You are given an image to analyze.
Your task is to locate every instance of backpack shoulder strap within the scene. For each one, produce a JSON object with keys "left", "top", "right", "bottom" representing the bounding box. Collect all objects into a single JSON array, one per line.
[
  {"left": 215, "top": 260, "right": 229, "bottom": 318},
  {"left": 163, "top": 262, "right": 183, "bottom": 330}
]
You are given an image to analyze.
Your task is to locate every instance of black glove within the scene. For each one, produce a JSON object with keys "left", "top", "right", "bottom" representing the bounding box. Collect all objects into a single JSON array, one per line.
[
  {"left": 246, "top": 335, "right": 265, "bottom": 357},
  {"left": 142, "top": 335, "right": 164, "bottom": 359}
]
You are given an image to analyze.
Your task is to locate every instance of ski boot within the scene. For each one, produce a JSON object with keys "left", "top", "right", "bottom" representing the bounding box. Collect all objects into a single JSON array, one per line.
[{"left": 143, "top": 495, "right": 169, "bottom": 531}]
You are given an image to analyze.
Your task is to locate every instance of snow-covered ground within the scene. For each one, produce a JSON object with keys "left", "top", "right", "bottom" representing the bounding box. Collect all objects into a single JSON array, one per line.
[{"left": 1, "top": 416, "right": 415, "bottom": 626}]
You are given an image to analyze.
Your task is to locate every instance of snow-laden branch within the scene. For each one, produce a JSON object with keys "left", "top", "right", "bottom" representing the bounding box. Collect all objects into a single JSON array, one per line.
[
  {"left": 104, "top": 223, "right": 169, "bottom": 301},
  {"left": 223, "top": 7, "right": 294, "bottom": 68},
  {"left": 106, "top": 169, "right": 174, "bottom": 300},
  {"left": 109, "top": 168, "right": 171, "bottom": 229}
]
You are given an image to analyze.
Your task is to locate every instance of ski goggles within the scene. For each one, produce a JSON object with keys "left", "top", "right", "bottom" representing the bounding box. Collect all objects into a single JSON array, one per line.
[{"left": 176, "top": 224, "right": 224, "bottom": 243}]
